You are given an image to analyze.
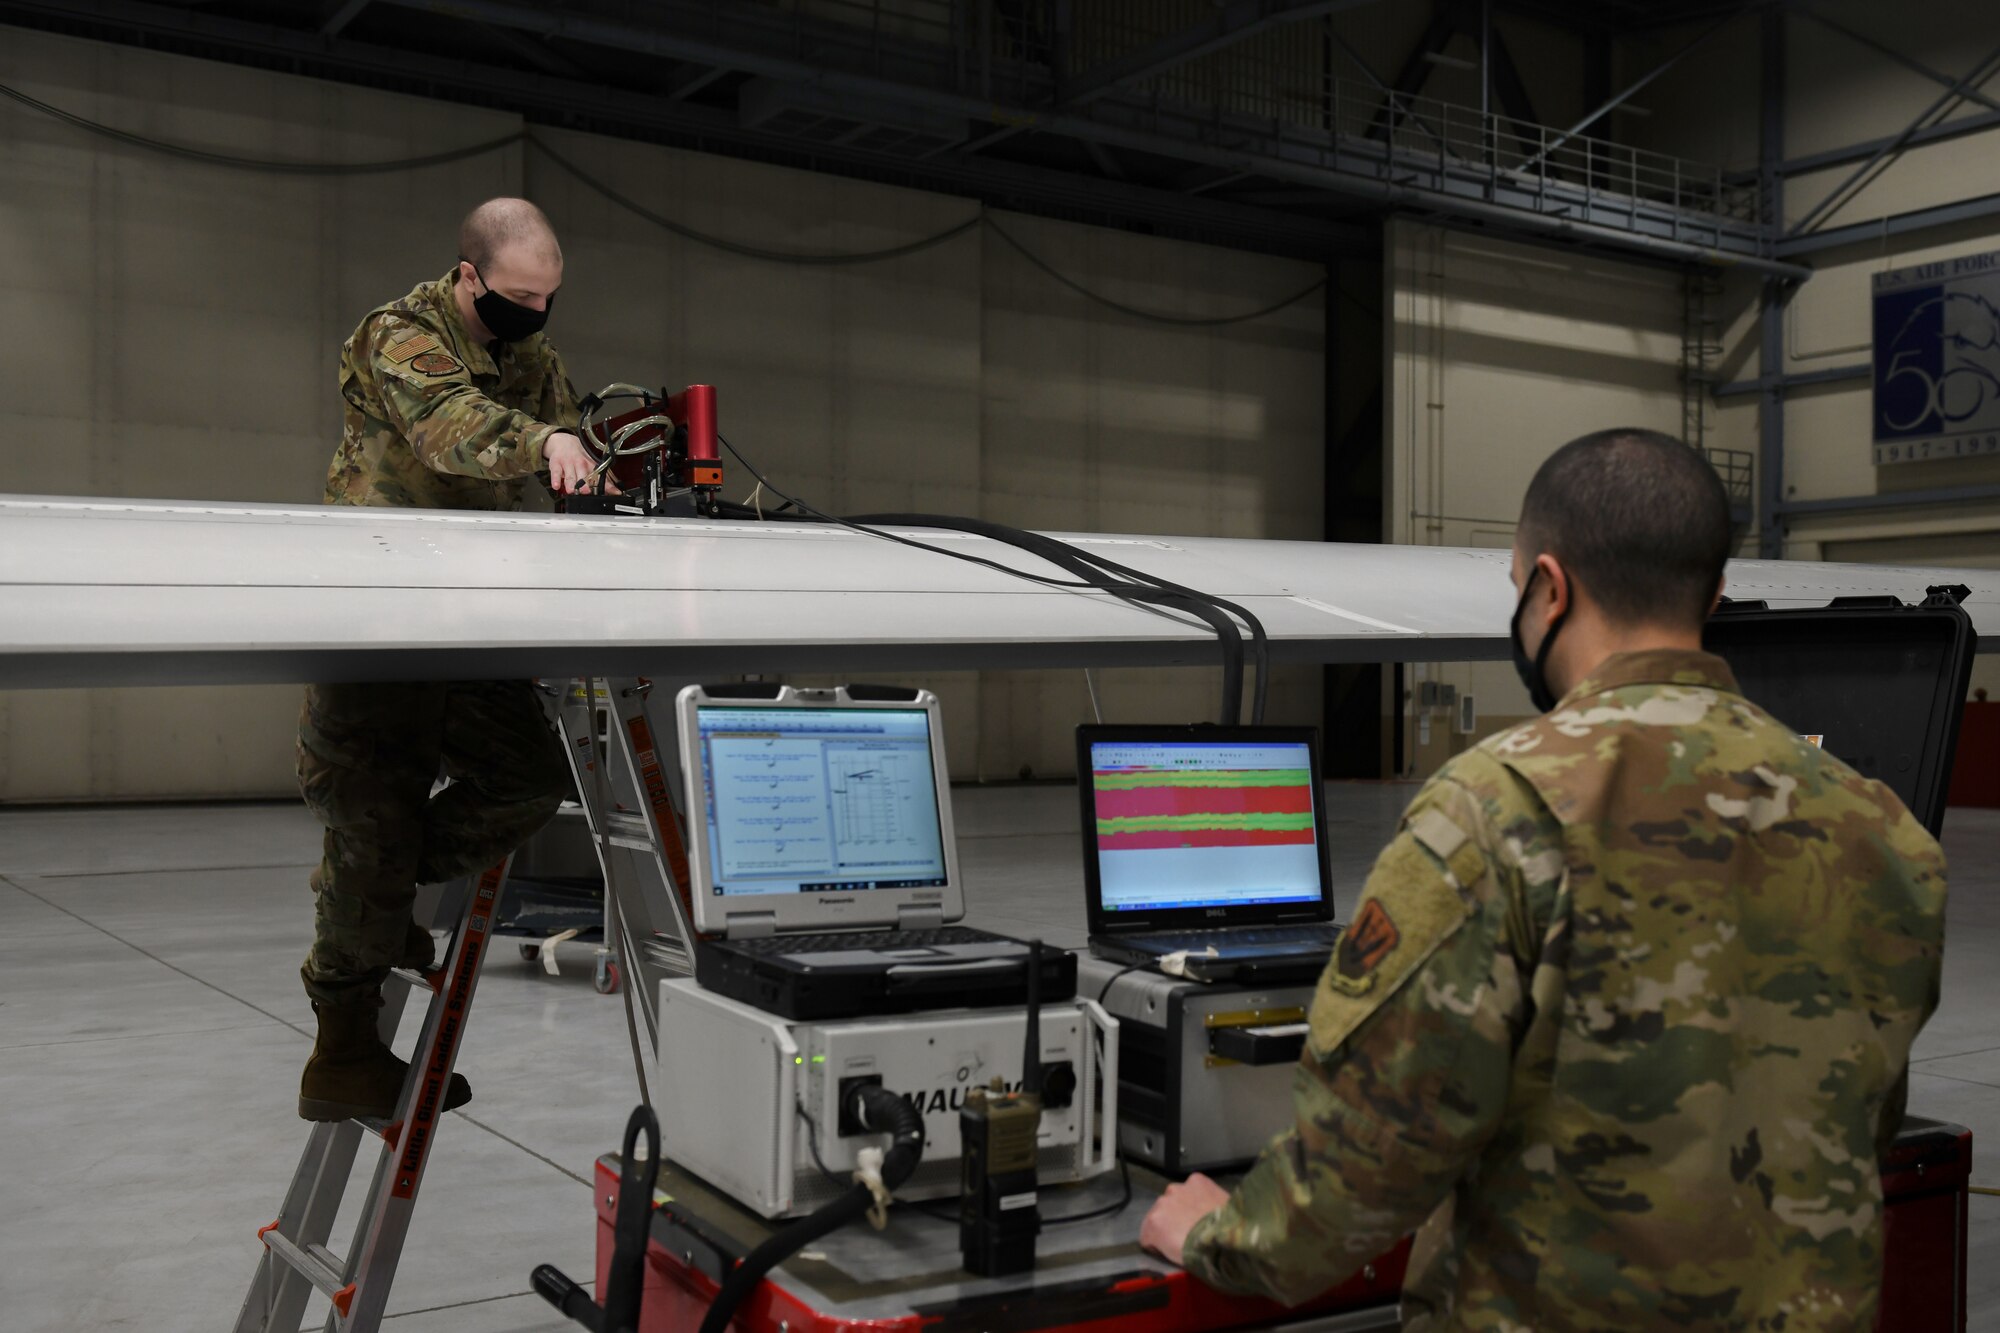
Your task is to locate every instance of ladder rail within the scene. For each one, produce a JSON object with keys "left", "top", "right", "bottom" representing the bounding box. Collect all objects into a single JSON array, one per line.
[
  {"left": 335, "top": 863, "right": 502, "bottom": 1332},
  {"left": 604, "top": 678, "right": 705, "bottom": 1043},
  {"left": 233, "top": 879, "right": 445, "bottom": 1333},
  {"left": 238, "top": 866, "right": 505, "bottom": 1333},
  {"left": 233, "top": 1120, "right": 366, "bottom": 1333},
  {"left": 548, "top": 677, "right": 703, "bottom": 1048},
  {"left": 242, "top": 670, "right": 704, "bottom": 1333}
]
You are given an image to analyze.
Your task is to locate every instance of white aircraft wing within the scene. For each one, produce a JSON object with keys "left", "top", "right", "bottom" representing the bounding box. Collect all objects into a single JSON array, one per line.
[{"left": 2, "top": 495, "right": 1994, "bottom": 689}]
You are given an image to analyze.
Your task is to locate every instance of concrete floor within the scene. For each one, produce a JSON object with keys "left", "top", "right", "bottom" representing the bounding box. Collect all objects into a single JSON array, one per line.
[{"left": 2, "top": 784, "right": 1997, "bottom": 1331}]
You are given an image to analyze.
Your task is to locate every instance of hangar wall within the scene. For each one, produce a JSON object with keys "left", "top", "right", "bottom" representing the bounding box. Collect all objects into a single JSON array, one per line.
[
  {"left": 1385, "top": 221, "right": 1694, "bottom": 775},
  {"left": 0, "top": 30, "right": 525, "bottom": 804},
  {"left": 0, "top": 26, "right": 1325, "bottom": 801},
  {"left": 1623, "top": 0, "right": 2000, "bottom": 698},
  {"left": 1386, "top": 0, "right": 2000, "bottom": 774}
]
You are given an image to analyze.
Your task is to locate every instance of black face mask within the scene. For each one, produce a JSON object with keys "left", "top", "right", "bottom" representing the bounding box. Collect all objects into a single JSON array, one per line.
[
  {"left": 1509, "top": 565, "right": 1569, "bottom": 714},
  {"left": 463, "top": 259, "right": 552, "bottom": 343}
]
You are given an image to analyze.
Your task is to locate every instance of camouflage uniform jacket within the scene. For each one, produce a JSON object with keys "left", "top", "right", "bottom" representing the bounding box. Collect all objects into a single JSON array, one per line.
[
  {"left": 1182, "top": 648, "right": 1947, "bottom": 1332},
  {"left": 325, "top": 270, "right": 581, "bottom": 509}
]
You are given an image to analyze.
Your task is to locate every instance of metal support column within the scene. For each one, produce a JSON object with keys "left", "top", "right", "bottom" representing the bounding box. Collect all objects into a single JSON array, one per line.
[
  {"left": 1757, "top": 6, "right": 1788, "bottom": 560},
  {"left": 1477, "top": 0, "right": 1491, "bottom": 163}
]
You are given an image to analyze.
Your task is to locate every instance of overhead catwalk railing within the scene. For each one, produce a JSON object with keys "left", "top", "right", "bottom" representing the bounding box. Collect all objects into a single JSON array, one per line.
[
  {"left": 0, "top": 0, "right": 1794, "bottom": 269},
  {"left": 1046, "top": 3, "right": 1769, "bottom": 262},
  {"left": 1318, "top": 80, "right": 1761, "bottom": 253},
  {"left": 336, "top": 0, "right": 1794, "bottom": 274},
  {"left": 932, "top": 69, "right": 1786, "bottom": 269}
]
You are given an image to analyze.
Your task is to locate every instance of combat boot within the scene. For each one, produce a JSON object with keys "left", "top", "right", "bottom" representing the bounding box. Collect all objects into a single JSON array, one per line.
[{"left": 299, "top": 994, "right": 472, "bottom": 1122}]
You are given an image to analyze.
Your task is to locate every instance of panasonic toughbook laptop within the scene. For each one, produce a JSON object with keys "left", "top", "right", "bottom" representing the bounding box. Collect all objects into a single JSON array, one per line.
[
  {"left": 677, "top": 683, "right": 1076, "bottom": 1021},
  {"left": 1077, "top": 723, "right": 1339, "bottom": 985}
]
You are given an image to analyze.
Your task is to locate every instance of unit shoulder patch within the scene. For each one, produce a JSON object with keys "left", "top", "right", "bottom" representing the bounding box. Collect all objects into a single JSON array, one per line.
[
  {"left": 1330, "top": 898, "right": 1400, "bottom": 996},
  {"left": 1307, "top": 817, "right": 1482, "bottom": 1057},
  {"left": 382, "top": 331, "right": 440, "bottom": 364},
  {"left": 409, "top": 351, "right": 462, "bottom": 376}
]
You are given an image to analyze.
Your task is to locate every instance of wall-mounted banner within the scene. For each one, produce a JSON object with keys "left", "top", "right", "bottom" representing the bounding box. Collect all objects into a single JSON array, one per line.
[{"left": 1874, "top": 250, "right": 2000, "bottom": 464}]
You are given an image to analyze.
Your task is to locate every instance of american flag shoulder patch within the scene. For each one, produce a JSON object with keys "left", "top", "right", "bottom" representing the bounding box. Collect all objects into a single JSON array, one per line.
[{"left": 383, "top": 331, "right": 441, "bottom": 364}]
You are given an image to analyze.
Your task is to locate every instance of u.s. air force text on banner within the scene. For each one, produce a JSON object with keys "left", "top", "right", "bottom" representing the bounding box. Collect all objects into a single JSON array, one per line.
[{"left": 1874, "top": 249, "right": 2000, "bottom": 465}]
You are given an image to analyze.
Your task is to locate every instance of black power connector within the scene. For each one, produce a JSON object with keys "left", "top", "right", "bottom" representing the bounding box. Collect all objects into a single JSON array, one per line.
[
  {"left": 836, "top": 1074, "right": 884, "bottom": 1136},
  {"left": 1039, "top": 1061, "right": 1077, "bottom": 1110}
]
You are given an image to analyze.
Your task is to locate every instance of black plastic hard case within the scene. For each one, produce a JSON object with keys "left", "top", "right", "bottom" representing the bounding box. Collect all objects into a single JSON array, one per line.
[
  {"left": 1709, "top": 586, "right": 1976, "bottom": 1333},
  {"left": 1706, "top": 585, "right": 1975, "bottom": 837}
]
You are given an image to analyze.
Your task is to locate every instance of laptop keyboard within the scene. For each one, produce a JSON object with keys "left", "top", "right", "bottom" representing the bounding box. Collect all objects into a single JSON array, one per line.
[
  {"left": 721, "top": 925, "right": 1008, "bottom": 955},
  {"left": 1127, "top": 924, "right": 1339, "bottom": 947}
]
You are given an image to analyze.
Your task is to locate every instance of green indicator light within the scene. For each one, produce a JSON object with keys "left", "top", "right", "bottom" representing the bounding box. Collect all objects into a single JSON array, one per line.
[
  {"left": 794, "top": 1056, "right": 804, "bottom": 1065},
  {"left": 811, "top": 1055, "right": 826, "bottom": 1064}
]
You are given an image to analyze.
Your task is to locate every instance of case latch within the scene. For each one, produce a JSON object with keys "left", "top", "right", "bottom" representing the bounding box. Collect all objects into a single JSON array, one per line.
[{"left": 1924, "top": 584, "right": 1971, "bottom": 608}]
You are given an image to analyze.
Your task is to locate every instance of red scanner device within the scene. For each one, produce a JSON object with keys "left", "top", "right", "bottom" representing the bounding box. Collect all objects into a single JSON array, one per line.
[
  {"left": 667, "top": 384, "right": 721, "bottom": 491},
  {"left": 574, "top": 383, "right": 723, "bottom": 515}
]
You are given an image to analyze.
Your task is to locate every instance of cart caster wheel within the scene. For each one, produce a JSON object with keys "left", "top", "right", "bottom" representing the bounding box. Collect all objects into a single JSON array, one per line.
[
  {"left": 594, "top": 959, "right": 621, "bottom": 995},
  {"left": 519, "top": 943, "right": 540, "bottom": 963}
]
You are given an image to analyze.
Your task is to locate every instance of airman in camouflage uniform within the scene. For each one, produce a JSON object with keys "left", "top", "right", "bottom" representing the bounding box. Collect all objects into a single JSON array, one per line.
[
  {"left": 297, "top": 198, "right": 599, "bottom": 1122},
  {"left": 1142, "top": 429, "right": 1946, "bottom": 1332},
  {"left": 324, "top": 267, "right": 581, "bottom": 511}
]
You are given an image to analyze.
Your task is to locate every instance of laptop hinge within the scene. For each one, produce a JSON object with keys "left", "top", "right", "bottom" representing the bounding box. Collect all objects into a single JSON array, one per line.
[
  {"left": 896, "top": 904, "right": 946, "bottom": 930},
  {"left": 723, "top": 911, "right": 780, "bottom": 939}
]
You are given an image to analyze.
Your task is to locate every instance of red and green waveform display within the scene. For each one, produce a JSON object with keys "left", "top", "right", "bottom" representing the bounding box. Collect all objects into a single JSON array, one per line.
[{"left": 1092, "top": 769, "right": 1315, "bottom": 850}]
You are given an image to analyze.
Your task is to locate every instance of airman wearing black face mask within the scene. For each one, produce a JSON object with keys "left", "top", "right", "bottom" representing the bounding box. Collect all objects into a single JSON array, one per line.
[
  {"left": 461, "top": 255, "right": 554, "bottom": 344},
  {"left": 295, "top": 197, "right": 612, "bottom": 1125},
  {"left": 1144, "top": 430, "right": 1946, "bottom": 1333}
]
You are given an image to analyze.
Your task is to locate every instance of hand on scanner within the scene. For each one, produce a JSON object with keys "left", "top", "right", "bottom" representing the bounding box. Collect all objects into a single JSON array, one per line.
[
  {"left": 1139, "top": 1171, "right": 1232, "bottom": 1268},
  {"left": 545, "top": 430, "right": 622, "bottom": 496}
]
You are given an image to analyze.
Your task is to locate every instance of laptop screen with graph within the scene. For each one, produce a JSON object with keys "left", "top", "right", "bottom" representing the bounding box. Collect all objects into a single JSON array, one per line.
[
  {"left": 1077, "top": 724, "right": 1333, "bottom": 932},
  {"left": 689, "top": 701, "right": 952, "bottom": 904}
]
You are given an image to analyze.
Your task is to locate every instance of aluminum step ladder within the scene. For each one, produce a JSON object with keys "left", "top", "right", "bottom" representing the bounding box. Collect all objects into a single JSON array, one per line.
[
  {"left": 544, "top": 676, "right": 702, "bottom": 1051},
  {"left": 233, "top": 858, "right": 511, "bottom": 1333}
]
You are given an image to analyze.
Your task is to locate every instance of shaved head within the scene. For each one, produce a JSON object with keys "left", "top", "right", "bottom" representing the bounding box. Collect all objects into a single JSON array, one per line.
[
  {"left": 453, "top": 198, "right": 564, "bottom": 338},
  {"left": 457, "top": 197, "right": 561, "bottom": 271},
  {"left": 1517, "top": 428, "right": 1732, "bottom": 629}
]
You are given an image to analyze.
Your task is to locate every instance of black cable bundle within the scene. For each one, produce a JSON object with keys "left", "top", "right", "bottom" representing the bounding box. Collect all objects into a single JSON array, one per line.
[
  {"left": 714, "top": 435, "right": 1270, "bottom": 725},
  {"left": 532, "top": 1104, "right": 659, "bottom": 1333},
  {"left": 697, "top": 1083, "right": 924, "bottom": 1333},
  {"left": 850, "top": 513, "right": 1269, "bottom": 726}
]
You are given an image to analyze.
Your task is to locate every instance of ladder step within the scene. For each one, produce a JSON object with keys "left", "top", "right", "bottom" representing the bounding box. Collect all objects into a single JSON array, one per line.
[
  {"left": 605, "top": 811, "right": 650, "bottom": 837},
  {"left": 354, "top": 1114, "right": 401, "bottom": 1141},
  {"left": 260, "top": 1227, "right": 353, "bottom": 1310},
  {"left": 387, "top": 966, "right": 442, "bottom": 993}
]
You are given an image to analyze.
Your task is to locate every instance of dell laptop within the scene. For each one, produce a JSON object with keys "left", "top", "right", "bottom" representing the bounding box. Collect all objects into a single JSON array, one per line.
[
  {"left": 1077, "top": 723, "right": 1339, "bottom": 985},
  {"left": 678, "top": 682, "right": 1075, "bottom": 1020}
]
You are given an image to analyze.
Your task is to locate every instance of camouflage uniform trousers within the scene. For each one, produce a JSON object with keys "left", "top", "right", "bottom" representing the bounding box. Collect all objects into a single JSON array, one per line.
[{"left": 297, "top": 679, "right": 570, "bottom": 1005}]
